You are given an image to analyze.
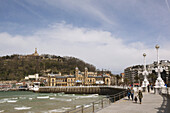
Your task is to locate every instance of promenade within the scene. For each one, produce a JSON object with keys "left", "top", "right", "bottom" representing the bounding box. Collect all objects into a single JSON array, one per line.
[{"left": 97, "top": 92, "right": 170, "bottom": 113}]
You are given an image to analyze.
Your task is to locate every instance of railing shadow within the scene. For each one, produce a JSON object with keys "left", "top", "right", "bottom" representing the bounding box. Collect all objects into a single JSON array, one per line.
[
  {"left": 64, "top": 90, "right": 127, "bottom": 113},
  {"left": 156, "top": 94, "right": 170, "bottom": 113}
]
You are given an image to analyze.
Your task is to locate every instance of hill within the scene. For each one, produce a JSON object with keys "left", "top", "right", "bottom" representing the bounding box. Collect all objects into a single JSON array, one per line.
[{"left": 0, "top": 53, "right": 96, "bottom": 81}]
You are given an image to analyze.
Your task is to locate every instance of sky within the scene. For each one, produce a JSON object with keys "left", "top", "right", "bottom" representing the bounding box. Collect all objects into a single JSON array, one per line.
[{"left": 0, "top": 0, "right": 170, "bottom": 74}]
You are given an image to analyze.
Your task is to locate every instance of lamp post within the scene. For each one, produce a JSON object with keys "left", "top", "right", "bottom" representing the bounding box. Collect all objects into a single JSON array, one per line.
[
  {"left": 154, "top": 45, "right": 165, "bottom": 93},
  {"left": 141, "top": 53, "right": 149, "bottom": 92}
]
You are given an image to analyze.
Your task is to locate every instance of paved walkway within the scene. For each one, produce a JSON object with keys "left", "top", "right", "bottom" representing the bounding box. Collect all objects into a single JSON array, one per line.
[{"left": 97, "top": 92, "right": 170, "bottom": 113}]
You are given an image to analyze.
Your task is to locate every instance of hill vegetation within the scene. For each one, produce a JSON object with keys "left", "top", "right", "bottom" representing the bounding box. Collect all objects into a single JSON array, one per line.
[{"left": 0, "top": 54, "right": 96, "bottom": 81}]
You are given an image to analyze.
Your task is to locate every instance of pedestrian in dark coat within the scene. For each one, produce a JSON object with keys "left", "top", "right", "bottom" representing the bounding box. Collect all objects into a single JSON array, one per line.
[
  {"left": 127, "top": 88, "right": 131, "bottom": 100},
  {"left": 147, "top": 84, "right": 150, "bottom": 93},
  {"left": 131, "top": 87, "right": 134, "bottom": 101},
  {"left": 138, "top": 90, "right": 143, "bottom": 104}
]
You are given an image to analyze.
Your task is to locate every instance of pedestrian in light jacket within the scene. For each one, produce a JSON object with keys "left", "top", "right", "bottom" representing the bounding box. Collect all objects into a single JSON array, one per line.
[{"left": 138, "top": 90, "right": 143, "bottom": 104}]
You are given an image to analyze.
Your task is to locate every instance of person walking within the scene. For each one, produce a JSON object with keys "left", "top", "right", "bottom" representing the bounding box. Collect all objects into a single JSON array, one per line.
[
  {"left": 127, "top": 88, "right": 131, "bottom": 100},
  {"left": 138, "top": 90, "right": 143, "bottom": 104},
  {"left": 147, "top": 84, "right": 150, "bottom": 93},
  {"left": 131, "top": 87, "right": 134, "bottom": 101}
]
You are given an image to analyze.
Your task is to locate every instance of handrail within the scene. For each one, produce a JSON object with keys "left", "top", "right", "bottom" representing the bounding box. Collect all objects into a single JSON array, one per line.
[{"left": 64, "top": 89, "right": 127, "bottom": 113}]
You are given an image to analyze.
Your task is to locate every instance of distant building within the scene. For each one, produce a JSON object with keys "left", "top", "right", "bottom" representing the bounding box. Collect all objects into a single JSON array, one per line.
[
  {"left": 48, "top": 67, "right": 111, "bottom": 86},
  {"left": 124, "top": 60, "right": 170, "bottom": 86},
  {"left": 20, "top": 48, "right": 41, "bottom": 59},
  {"left": 120, "top": 73, "right": 125, "bottom": 82},
  {"left": 19, "top": 48, "right": 63, "bottom": 62},
  {"left": 25, "top": 74, "right": 39, "bottom": 81}
]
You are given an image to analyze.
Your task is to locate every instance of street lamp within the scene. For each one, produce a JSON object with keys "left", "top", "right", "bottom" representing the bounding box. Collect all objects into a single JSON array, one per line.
[
  {"left": 154, "top": 44, "right": 165, "bottom": 89},
  {"left": 141, "top": 53, "right": 149, "bottom": 91}
]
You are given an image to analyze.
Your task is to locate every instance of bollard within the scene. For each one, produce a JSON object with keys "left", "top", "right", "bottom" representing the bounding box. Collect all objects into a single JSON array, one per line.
[
  {"left": 101, "top": 99, "right": 103, "bottom": 108},
  {"left": 114, "top": 96, "right": 115, "bottom": 102},
  {"left": 93, "top": 102, "right": 95, "bottom": 113},
  {"left": 82, "top": 105, "right": 83, "bottom": 113}
]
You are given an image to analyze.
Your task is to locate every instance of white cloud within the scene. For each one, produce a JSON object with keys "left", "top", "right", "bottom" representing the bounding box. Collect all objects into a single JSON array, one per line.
[{"left": 0, "top": 22, "right": 170, "bottom": 73}]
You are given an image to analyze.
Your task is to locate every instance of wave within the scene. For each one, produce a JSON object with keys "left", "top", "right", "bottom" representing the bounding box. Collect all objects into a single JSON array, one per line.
[
  {"left": 62, "top": 107, "right": 71, "bottom": 110},
  {"left": 76, "top": 105, "right": 81, "bottom": 108},
  {"left": 48, "top": 109, "right": 65, "bottom": 113},
  {"left": 49, "top": 98, "right": 72, "bottom": 101},
  {"left": 11, "top": 97, "right": 18, "bottom": 100},
  {"left": 84, "top": 104, "right": 92, "bottom": 108},
  {"left": 0, "top": 100, "right": 6, "bottom": 104},
  {"left": 37, "top": 96, "right": 49, "bottom": 99},
  {"left": 19, "top": 97, "right": 26, "bottom": 99},
  {"left": 0, "top": 98, "right": 18, "bottom": 103},
  {"left": 76, "top": 94, "right": 99, "bottom": 99},
  {"left": 0, "top": 110, "right": 4, "bottom": 112},
  {"left": 7, "top": 100, "right": 17, "bottom": 103},
  {"left": 14, "top": 106, "right": 31, "bottom": 110},
  {"left": 29, "top": 98, "right": 33, "bottom": 100}
]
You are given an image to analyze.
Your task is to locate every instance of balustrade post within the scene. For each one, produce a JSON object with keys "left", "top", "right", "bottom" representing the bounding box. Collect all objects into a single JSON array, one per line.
[
  {"left": 101, "top": 99, "right": 103, "bottom": 108},
  {"left": 93, "top": 102, "right": 95, "bottom": 113},
  {"left": 82, "top": 105, "right": 83, "bottom": 113}
]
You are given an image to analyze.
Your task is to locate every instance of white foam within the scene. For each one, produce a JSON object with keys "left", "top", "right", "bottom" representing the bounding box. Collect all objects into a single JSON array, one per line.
[
  {"left": 76, "top": 105, "right": 81, "bottom": 108},
  {"left": 77, "top": 94, "right": 98, "bottom": 99},
  {"left": 37, "top": 96, "right": 49, "bottom": 99},
  {"left": 48, "top": 109, "right": 65, "bottom": 113},
  {"left": 49, "top": 97, "right": 56, "bottom": 100},
  {"left": 0, "top": 110, "right": 4, "bottom": 112},
  {"left": 11, "top": 97, "right": 18, "bottom": 100},
  {"left": 66, "top": 99, "right": 72, "bottom": 101},
  {"left": 19, "top": 97, "right": 26, "bottom": 99},
  {"left": 84, "top": 104, "right": 92, "bottom": 108},
  {"left": 49, "top": 98, "right": 72, "bottom": 102},
  {"left": 7, "top": 100, "right": 17, "bottom": 103},
  {"left": 62, "top": 107, "right": 71, "bottom": 110},
  {"left": 63, "top": 94, "right": 69, "bottom": 96},
  {"left": 14, "top": 106, "right": 31, "bottom": 110},
  {"left": 0, "top": 100, "right": 6, "bottom": 103},
  {"left": 29, "top": 98, "right": 33, "bottom": 100}
]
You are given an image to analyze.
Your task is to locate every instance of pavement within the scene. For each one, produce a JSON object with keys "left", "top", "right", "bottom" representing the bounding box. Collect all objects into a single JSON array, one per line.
[{"left": 97, "top": 92, "right": 170, "bottom": 113}]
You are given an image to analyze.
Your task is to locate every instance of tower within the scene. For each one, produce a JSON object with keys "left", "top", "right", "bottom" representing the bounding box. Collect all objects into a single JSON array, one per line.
[
  {"left": 84, "top": 67, "right": 88, "bottom": 85},
  {"left": 33, "top": 48, "right": 39, "bottom": 56},
  {"left": 75, "top": 67, "right": 79, "bottom": 81},
  {"left": 35, "top": 48, "right": 38, "bottom": 54}
]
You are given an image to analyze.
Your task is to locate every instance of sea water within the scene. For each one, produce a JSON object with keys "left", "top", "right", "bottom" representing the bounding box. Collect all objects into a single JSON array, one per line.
[{"left": 0, "top": 91, "right": 103, "bottom": 113}]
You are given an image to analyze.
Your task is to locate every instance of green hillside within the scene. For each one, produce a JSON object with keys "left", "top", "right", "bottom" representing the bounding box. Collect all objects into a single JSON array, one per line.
[{"left": 0, "top": 54, "right": 96, "bottom": 81}]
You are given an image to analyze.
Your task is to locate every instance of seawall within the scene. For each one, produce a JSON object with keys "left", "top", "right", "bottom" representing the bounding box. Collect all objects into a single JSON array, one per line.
[{"left": 38, "top": 86, "right": 126, "bottom": 95}]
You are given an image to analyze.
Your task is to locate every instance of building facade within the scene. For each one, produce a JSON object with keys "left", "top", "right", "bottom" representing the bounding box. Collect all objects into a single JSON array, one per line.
[
  {"left": 124, "top": 60, "right": 170, "bottom": 86},
  {"left": 48, "top": 67, "right": 111, "bottom": 86}
]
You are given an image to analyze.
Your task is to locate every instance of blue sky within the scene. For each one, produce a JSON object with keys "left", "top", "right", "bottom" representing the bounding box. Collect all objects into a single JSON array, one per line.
[{"left": 1, "top": 0, "right": 170, "bottom": 73}]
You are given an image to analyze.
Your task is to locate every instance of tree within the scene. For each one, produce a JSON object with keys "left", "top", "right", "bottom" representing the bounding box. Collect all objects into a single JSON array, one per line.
[
  {"left": 134, "top": 75, "right": 139, "bottom": 83},
  {"left": 148, "top": 73, "right": 157, "bottom": 85},
  {"left": 116, "top": 75, "right": 121, "bottom": 85},
  {"left": 124, "top": 78, "right": 129, "bottom": 86}
]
